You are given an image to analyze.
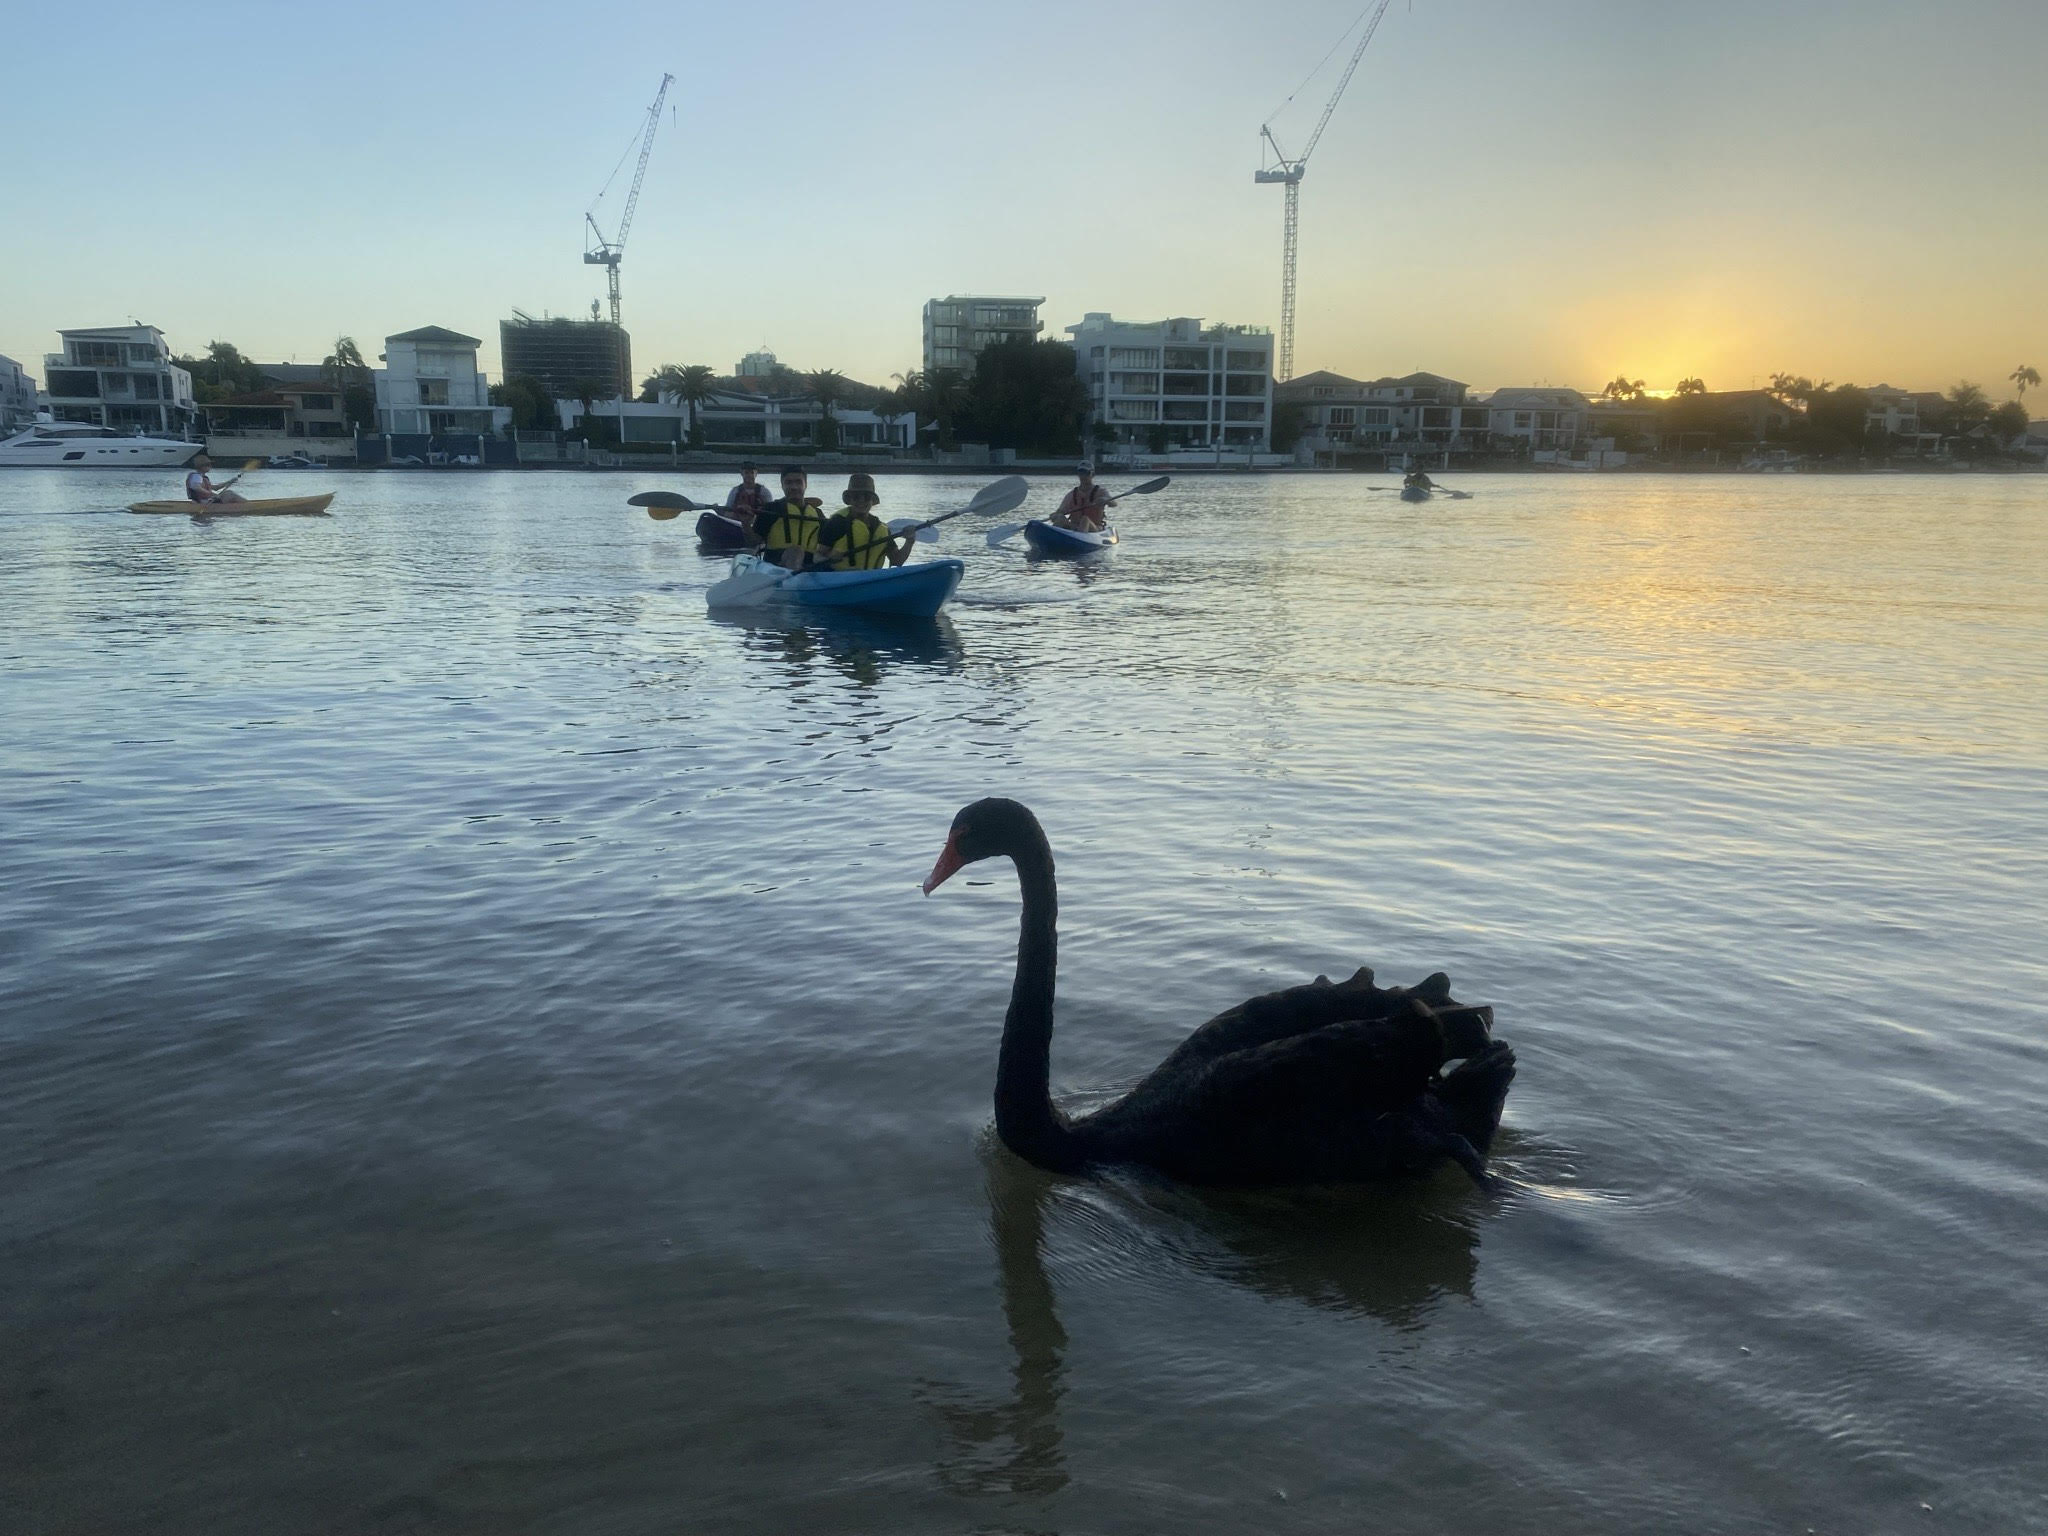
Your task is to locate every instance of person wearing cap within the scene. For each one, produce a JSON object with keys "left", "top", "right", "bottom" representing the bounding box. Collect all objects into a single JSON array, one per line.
[
  {"left": 724, "top": 460, "right": 772, "bottom": 523},
  {"left": 815, "top": 473, "right": 912, "bottom": 571},
  {"left": 1050, "top": 463, "right": 1113, "bottom": 531},
  {"left": 750, "top": 465, "right": 826, "bottom": 569},
  {"left": 184, "top": 453, "right": 246, "bottom": 505}
]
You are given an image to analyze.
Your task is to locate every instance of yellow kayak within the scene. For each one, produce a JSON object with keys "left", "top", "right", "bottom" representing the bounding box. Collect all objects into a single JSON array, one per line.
[{"left": 126, "top": 494, "right": 335, "bottom": 517}]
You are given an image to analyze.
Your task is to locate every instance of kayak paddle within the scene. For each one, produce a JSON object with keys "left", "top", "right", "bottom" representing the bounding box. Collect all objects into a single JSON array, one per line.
[
  {"left": 986, "top": 474, "right": 1170, "bottom": 546},
  {"left": 706, "top": 476, "right": 1028, "bottom": 610},
  {"left": 1369, "top": 484, "right": 1473, "bottom": 500},
  {"left": 629, "top": 489, "right": 722, "bottom": 521}
]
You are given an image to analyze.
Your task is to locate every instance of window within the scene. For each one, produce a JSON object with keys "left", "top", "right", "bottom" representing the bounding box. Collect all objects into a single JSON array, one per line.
[
  {"left": 1514, "top": 412, "right": 1532, "bottom": 428},
  {"left": 70, "top": 340, "right": 122, "bottom": 367},
  {"left": 1225, "top": 401, "right": 1265, "bottom": 421},
  {"left": 133, "top": 374, "right": 160, "bottom": 400},
  {"left": 1109, "top": 347, "right": 1159, "bottom": 368},
  {"left": 1362, "top": 408, "right": 1389, "bottom": 425},
  {"left": 419, "top": 379, "right": 450, "bottom": 406},
  {"left": 1422, "top": 407, "right": 1451, "bottom": 428},
  {"left": 1164, "top": 401, "right": 1207, "bottom": 421},
  {"left": 297, "top": 393, "right": 334, "bottom": 411},
  {"left": 1328, "top": 407, "right": 1356, "bottom": 426},
  {"left": 48, "top": 369, "right": 101, "bottom": 398},
  {"left": 1108, "top": 400, "right": 1159, "bottom": 422},
  {"left": 1109, "top": 372, "right": 1158, "bottom": 394},
  {"left": 127, "top": 344, "right": 159, "bottom": 363},
  {"left": 1164, "top": 347, "right": 1208, "bottom": 370},
  {"left": 1224, "top": 375, "right": 1265, "bottom": 396},
  {"left": 1225, "top": 350, "right": 1267, "bottom": 371},
  {"left": 1460, "top": 408, "right": 1487, "bottom": 428},
  {"left": 101, "top": 373, "right": 133, "bottom": 398},
  {"left": 1162, "top": 372, "right": 1207, "bottom": 396}
]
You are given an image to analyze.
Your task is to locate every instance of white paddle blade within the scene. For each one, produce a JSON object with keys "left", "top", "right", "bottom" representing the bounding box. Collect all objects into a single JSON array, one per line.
[
  {"left": 705, "top": 560, "right": 792, "bottom": 610},
  {"left": 888, "top": 517, "right": 938, "bottom": 546},
  {"left": 967, "top": 474, "right": 1031, "bottom": 520},
  {"left": 985, "top": 521, "right": 1028, "bottom": 547}
]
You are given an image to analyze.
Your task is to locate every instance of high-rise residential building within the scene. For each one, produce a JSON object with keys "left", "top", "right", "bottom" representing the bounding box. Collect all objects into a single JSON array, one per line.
[
  {"left": 921, "top": 295, "right": 1044, "bottom": 374},
  {"left": 40, "top": 325, "right": 197, "bottom": 435},
  {"left": 498, "top": 311, "right": 631, "bottom": 399},
  {"left": 736, "top": 349, "right": 781, "bottom": 378},
  {"left": 1065, "top": 314, "right": 1274, "bottom": 450},
  {"left": 0, "top": 353, "right": 38, "bottom": 431}
]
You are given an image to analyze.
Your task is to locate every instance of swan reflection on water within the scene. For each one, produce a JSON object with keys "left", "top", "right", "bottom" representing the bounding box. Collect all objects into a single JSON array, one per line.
[
  {"left": 708, "top": 610, "right": 965, "bottom": 687},
  {"left": 923, "top": 1147, "right": 1496, "bottom": 1500}
]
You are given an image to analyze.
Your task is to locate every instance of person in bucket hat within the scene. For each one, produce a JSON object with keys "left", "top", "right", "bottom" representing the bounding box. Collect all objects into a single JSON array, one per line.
[{"left": 816, "top": 472, "right": 912, "bottom": 570}]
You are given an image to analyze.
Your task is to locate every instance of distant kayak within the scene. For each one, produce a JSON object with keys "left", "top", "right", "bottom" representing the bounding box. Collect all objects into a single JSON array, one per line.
[
  {"left": 695, "top": 509, "right": 749, "bottom": 551},
  {"left": 708, "top": 551, "right": 964, "bottom": 618},
  {"left": 1399, "top": 485, "right": 1431, "bottom": 503},
  {"left": 1022, "top": 520, "right": 1117, "bottom": 556},
  {"left": 127, "top": 494, "right": 334, "bottom": 517}
]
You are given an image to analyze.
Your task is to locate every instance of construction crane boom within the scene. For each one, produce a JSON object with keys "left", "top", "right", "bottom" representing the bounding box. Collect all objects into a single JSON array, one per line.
[
  {"left": 1255, "top": 2, "right": 1392, "bottom": 382},
  {"left": 584, "top": 71, "right": 675, "bottom": 361}
]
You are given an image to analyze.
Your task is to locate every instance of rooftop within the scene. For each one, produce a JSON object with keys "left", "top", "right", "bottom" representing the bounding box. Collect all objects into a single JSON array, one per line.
[{"left": 386, "top": 325, "right": 481, "bottom": 346}]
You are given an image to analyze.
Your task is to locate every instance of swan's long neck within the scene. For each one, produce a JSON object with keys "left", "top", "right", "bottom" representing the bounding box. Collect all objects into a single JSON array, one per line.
[{"left": 995, "top": 832, "right": 1085, "bottom": 1173}]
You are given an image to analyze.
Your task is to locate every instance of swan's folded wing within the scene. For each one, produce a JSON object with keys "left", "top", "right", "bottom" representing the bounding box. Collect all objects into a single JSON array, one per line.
[{"left": 1153, "top": 967, "right": 1399, "bottom": 1077}]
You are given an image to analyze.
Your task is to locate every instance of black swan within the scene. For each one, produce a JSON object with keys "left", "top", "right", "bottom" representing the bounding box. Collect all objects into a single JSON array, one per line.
[{"left": 923, "top": 799, "right": 1517, "bottom": 1188}]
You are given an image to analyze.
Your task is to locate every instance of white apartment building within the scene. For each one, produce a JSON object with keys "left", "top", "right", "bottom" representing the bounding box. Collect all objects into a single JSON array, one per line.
[
  {"left": 374, "top": 326, "right": 510, "bottom": 436},
  {"left": 1067, "top": 313, "right": 1274, "bottom": 450},
  {"left": 0, "top": 353, "right": 38, "bottom": 431},
  {"left": 922, "top": 295, "right": 1044, "bottom": 374},
  {"left": 40, "top": 325, "right": 197, "bottom": 436}
]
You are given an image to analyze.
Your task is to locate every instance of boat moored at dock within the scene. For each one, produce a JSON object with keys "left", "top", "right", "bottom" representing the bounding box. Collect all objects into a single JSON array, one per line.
[{"left": 1, "top": 421, "right": 199, "bottom": 468}]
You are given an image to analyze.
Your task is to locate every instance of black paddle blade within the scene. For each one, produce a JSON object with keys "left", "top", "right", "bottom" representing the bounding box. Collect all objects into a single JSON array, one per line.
[
  {"left": 628, "top": 491, "right": 694, "bottom": 509},
  {"left": 1128, "top": 474, "right": 1170, "bottom": 494}
]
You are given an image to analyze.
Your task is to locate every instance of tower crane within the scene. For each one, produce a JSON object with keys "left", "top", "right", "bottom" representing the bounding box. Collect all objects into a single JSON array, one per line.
[
  {"left": 584, "top": 72, "right": 674, "bottom": 399},
  {"left": 1255, "top": 2, "right": 1392, "bottom": 382}
]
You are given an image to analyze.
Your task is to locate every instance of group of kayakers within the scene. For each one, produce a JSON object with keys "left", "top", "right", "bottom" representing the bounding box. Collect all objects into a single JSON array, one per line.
[
  {"left": 721, "top": 462, "right": 914, "bottom": 572},
  {"left": 717, "top": 460, "right": 1120, "bottom": 570}
]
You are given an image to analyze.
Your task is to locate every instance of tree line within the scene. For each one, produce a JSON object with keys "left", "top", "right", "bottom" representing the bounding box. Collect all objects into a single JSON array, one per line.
[{"left": 1598, "top": 367, "right": 2036, "bottom": 457}]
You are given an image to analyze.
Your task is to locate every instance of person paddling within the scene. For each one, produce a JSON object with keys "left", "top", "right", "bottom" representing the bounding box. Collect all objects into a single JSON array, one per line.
[
  {"left": 1050, "top": 462, "right": 1113, "bottom": 531},
  {"left": 751, "top": 465, "right": 826, "bottom": 569},
  {"left": 1403, "top": 467, "right": 1436, "bottom": 492},
  {"left": 815, "top": 472, "right": 912, "bottom": 570},
  {"left": 724, "top": 460, "right": 771, "bottom": 525},
  {"left": 185, "top": 454, "right": 246, "bottom": 506}
]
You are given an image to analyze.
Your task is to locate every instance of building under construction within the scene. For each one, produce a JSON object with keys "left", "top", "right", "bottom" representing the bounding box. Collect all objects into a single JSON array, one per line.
[{"left": 499, "top": 311, "right": 632, "bottom": 399}]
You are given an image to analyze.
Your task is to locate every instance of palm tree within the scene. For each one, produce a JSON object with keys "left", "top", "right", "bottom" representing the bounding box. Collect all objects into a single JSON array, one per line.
[
  {"left": 647, "top": 364, "right": 719, "bottom": 442},
  {"left": 1943, "top": 381, "right": 1991, "bottom": 435},
  {"left": 807, "top": 367, "right": 847, "bottom": 417},
  {"left": 1674, "top": 377, "right": 1708, "bottom": 396},
  {"left": 872, "top": 387, "right": 904, "bottom": 449},
  {"left": 2011, "top": 364, "right": 2041, "bottom": 400},
  {"left": 1602, "top": 376, "right": 1646, "bottom": 402},
  {"left": 896, "top": 366, "right": 969, "bottom": 448}
]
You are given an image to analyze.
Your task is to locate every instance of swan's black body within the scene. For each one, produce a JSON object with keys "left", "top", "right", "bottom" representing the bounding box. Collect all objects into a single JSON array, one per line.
[{"left": 928, "top": 799, "right": 1516, "bottom": 1188}]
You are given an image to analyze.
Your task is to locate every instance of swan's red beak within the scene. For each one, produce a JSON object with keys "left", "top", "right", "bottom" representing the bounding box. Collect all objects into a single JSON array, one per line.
[{"left": 923, "top": 830, "right": 965, "bottom": 895}]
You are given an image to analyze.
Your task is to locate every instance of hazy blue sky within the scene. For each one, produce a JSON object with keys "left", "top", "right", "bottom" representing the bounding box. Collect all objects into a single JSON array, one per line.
[{"left": 3, "top": 0, "right": 2043, "bottom": 395}]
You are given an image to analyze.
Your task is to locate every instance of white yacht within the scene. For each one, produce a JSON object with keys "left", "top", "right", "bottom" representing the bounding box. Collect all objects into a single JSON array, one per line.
[{"left": 0, "top": 419, "right": 199, "bottom": 468}]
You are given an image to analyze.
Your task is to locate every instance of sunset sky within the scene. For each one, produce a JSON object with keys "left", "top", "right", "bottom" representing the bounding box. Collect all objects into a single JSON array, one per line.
[{"left": 3, "top": 0, "right": 2043, "bottom": 397}]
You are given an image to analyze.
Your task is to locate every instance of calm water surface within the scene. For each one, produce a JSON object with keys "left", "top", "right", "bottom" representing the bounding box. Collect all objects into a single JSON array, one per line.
[{"left": 3, "top": 469, "right": 2046, "bottom": 1534}]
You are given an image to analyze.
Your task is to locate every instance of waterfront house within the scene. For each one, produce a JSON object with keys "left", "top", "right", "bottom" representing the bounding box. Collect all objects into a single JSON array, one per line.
[
  {"left": 199, "top": 364, "right": 357, "bottom": 458},
  {"left": 1276, "top": 369, "right": 1485, "bottom": 457},
  {"left": 1067, "top": 314, "right": 1274, "bottom": 451},
  {"left": 562, "top": 377, "right": 915, "bottom": 451},
  {"left": 1481, "top": 387, "right": 1592, "bottom": 453},
  {"left": 374, "top": 326, "right": 509, "bottom": 436},
  {"left": 0, "top": 353, "right": 37, "bottom": 431},
  {"left": 923, "top": 296, "right": 1045, "bottom": 375},
  {"left": 40, "top": 325, "right": 197, "bottom": 437}
]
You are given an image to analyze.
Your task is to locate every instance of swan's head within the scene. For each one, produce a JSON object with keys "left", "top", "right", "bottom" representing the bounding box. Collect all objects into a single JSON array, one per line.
[{"left": 923, "top": 797, "right": 1044, "bottom": 895}]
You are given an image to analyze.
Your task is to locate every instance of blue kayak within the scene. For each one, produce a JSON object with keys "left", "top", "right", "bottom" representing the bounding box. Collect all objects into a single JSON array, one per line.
[
  {"left": 1399, "top": 485, "right": 1431, "bottom": 503},
  {"left": 1022, "top": 519, "right": 1117, "bottom": 557},
  {"left": 708, "top": 551, "right": 965, "bottom": 618}
]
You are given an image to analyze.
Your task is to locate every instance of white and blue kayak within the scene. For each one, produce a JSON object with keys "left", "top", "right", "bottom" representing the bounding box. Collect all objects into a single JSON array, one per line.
[
  {"left": 707, "top": 551, "right": 965, "bottom": 618},
  {"left": 1021, "top": 520, "right": 1117, "bottom": 557},
  {"left": 1399, "top": 485, "right": 1432, "bottom": 503}
]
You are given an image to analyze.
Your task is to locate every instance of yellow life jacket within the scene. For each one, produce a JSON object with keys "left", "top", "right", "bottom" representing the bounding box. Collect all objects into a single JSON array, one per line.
[
  {"left": 762, "top": 496, "right": 823, "bottom": 553},
  {"left": 822, "top": 511, "right": 895, "bottom": 570}
]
